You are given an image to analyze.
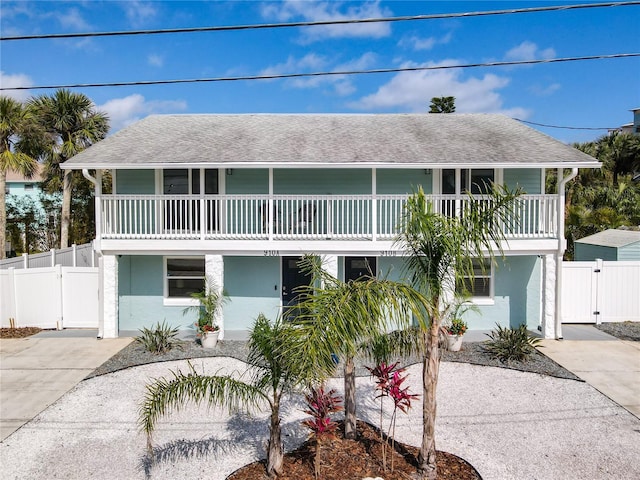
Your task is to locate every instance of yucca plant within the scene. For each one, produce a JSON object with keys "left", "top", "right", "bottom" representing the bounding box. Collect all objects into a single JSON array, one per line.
[
  {"left": 139, "top": 313, "right": 304, "bottom": 477},
  {"left": 135, "top": 321, "right": 181, "bottom": 354},
  {"left": 484, "top": 323, "right": 542, "bottom": 363}
]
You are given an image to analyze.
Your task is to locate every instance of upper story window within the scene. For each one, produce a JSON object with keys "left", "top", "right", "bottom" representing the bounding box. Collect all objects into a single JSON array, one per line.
[
  {"left": 24, "top": 184, "right": 34, "bottom": 191},
  {"left": 163, "top": 169, "right": 219, "bottom": 195},
  {"left": 442, "top": 169, "right": 495, "bottom": 195}
]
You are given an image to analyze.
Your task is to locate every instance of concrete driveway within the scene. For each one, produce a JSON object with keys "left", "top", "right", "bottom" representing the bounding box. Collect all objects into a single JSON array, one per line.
[
  {"left": 0, "top": 332, "right": 132, "bottom": 441},
  {"left": 539, "top": 325, "right": 640, "bottom": 418}
]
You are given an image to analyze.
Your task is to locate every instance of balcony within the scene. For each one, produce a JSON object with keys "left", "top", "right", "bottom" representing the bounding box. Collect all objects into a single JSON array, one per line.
[{"left": 99, "top": 194, "right": 558, "bottom": 242}]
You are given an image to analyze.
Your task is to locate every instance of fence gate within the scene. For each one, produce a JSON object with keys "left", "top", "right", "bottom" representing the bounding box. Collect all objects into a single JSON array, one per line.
[{"left": 562, "top": 260, "right": 640, "bottom": 324}]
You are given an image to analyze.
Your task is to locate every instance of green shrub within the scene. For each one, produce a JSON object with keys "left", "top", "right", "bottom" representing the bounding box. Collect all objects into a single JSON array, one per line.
[
  {"left": 136, "top": 321, "right": 182, "bottom": 354},
  {"left": 484, "top": 323, "right": 542, "bottom": 363}
]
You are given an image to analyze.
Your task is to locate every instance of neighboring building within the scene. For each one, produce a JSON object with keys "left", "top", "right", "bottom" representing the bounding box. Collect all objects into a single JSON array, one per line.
[
  {"left": 618, "top": 107, "right": 640, "bottom": 135},
  {"left": 575, "top": 229, "right": 640, "bottom": 261},
  {"left": 62, "top": 114, "right": 600, "bottom": 340},
  {"left": 5, "top": 164, "right": 45, "bottom": 199}
]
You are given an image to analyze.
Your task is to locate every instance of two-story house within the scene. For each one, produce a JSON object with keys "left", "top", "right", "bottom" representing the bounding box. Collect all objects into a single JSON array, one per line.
[{"left": 62, "top": 114, "right": 600, "bottom": 340}]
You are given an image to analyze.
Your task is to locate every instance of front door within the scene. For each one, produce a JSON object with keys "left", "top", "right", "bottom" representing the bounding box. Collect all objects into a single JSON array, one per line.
[{"left": 282, "top": 257, "right": 311, "bottom": 316}]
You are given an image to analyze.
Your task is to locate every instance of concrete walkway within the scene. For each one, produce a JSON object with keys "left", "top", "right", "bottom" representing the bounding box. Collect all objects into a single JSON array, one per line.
[
  {"left": 0, "top": 332, "right": 132, "bottom": 441},
  {"left": 539, "top": 324, "right": 640, "bottom": 418}
]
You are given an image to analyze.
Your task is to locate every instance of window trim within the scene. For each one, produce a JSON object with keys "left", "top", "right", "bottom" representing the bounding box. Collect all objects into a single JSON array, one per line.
[
  {"left": 460, "top": 258, "right": 495, "bottom": 305},
  {"left": 163, "top": 256, "right": 205, "bottom": 306}
]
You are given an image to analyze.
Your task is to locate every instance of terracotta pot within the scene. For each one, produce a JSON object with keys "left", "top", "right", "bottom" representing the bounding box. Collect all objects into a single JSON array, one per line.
[
  {"left": 201, "top": 331, "right": 219, "bottom": 349},
  {"left": 446, "top": 334, "right": 463, "bottom": 352}
]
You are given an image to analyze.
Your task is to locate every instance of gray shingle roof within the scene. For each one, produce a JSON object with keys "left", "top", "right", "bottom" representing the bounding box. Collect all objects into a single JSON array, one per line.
[
  {"left": 62, "top": 113, "right": 601, "bottom": 170},
  {"left": 575, "top": 229, "right": 640, "bottom": 248}
]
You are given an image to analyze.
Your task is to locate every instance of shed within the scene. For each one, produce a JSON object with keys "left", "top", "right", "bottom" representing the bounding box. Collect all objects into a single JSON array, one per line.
[{"left": 574, "top": 229, "right": 640, "bottom": 261}]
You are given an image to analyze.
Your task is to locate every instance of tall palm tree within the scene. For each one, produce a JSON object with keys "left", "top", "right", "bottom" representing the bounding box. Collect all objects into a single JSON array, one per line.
[
  {"left": 596, "top": 132, "right": 640, "bottom": 186},
  {"left": 139, "top": 314, "right": 303, "bottom": 477},
  {"left": 395, "top": 185, "right": 521, "bottom": 479},
  {"left": 286, "top": 256, "right": 427, "bottom": 440},
  {"left": 0, "top": 96, "right": 39, "bottom": 259},
  {"left": 28, "top": 89, "right": 109, "bottom": 248}
]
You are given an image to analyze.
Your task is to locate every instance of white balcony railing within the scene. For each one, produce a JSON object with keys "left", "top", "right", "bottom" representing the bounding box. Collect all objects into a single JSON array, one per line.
[{"left": 99, "top": 194, "right": 558, "bottom": 241}]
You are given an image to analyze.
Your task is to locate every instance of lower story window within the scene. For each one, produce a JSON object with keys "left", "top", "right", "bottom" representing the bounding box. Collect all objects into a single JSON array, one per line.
[
  {"left": 459, "top": 259, "right": 493, "bottom": 299},
  {"left": 165, "top": 257, "right": 205, "bottom": 299}
]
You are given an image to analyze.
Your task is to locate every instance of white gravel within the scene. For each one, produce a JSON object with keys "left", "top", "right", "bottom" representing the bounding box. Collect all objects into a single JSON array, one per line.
[{"left": 1, "top": 358, "right": 639, "bottom": 480}]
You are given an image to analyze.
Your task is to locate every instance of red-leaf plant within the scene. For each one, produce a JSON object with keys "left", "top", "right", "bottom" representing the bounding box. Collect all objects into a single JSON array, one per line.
[
  {"left": 367, "top": 362, "right": 419, "bottom": 472},
  {"left": 302, "top": 385, "right": 343, "bottom": 480}
]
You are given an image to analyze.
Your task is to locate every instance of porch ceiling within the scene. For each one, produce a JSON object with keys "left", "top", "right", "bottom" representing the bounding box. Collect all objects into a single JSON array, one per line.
[{"left": 63, "top": 113, "right": 601, "bottom": 170}]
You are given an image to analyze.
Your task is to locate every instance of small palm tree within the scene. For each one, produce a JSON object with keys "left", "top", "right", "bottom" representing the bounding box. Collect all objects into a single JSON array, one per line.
[
  {"left": 0, "top": 96, "right": 39, "bottom": 259},
  {"left": 139, "top": 313, "right": 304, "bottom": 477},
  {"left": 396, "top": 185, "right": 521, "bottom": 479},
  {"left": 183, "top": 280, "right": 228, "bottom": 336},
  {"left": 285, "top": 256, "right": 427, "bottom": 440},
  {"left": 28, "top": 89, "right": 109, "bottom": 248}
]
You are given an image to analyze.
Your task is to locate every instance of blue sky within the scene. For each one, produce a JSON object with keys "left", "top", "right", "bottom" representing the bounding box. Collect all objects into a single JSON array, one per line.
[{"left": 1, "top": 0, "right": 639, "bottom": 143}]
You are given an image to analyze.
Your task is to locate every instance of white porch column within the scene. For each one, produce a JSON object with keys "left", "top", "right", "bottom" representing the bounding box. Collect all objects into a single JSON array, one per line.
[
  {"left": 541, "top": 254, "right": 557, "bottom": 339},
  {"left": 323, "top": 255, "right": 339, "bottom": 280},
  {"left": 101, "top": 254, "right": 118, "bottom": 338},
  {"left": 206, "top": 254, "right": 224, "bottom": 339}
]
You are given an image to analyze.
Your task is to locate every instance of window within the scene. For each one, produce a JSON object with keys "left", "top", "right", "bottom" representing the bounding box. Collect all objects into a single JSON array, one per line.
[
  {"left": 24, "top": 184, "right": 34, "bottom": 191},
  {"left": 345, "top": 257, "right": 377, "bottom": 282},
  {"left": 442, "top": 169, "right": 495, "bottom": 194},
  {"left": 165, "top": 257, "right": 205, "bottom": 303},
  {"left": 458, "top": 259, "right": 493, "bottom": 301},
  {"left": 163, "top": 169, "right": 218, "bottom": 194}
]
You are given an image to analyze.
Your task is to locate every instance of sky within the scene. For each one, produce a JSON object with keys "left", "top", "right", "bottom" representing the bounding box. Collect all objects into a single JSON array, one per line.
[{"left": 1, "top": 0, "right": 639, "bottom": 144}]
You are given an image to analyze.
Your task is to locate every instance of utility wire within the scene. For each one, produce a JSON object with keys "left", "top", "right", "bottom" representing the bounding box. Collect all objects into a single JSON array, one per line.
[
  {"left": 515, "top": 119, "right": 616, "bottom": 130},
  {"left": 2, "top": 53, "right": 638, "bottom": 92},
  {"left": 1, "top": 1, "right": 638, "bottom": 41}
]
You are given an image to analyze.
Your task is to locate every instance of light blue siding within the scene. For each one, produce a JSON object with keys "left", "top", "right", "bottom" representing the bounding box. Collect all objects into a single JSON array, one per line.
[
  {"left": 465, "top": 256, "right": 541, "bottom": 330},
  {"left": 223, "top": 256, "right": 281, "bottom": 333},
  {"left": 274, "top": 169, "right": 371, "bottom": 194},
  {"left": 503, "top": 169, "right": 542, "bottom": 194},
  {"left": 6, "top": 182, "right": 42, "bottom": 199},
  {"left": 574, "top": 244, "right": 618, "bottom": 261},
  {"left": 116, "top": 170, "right": 155, "bottom": 194},
  {"left": 226, "top": 169, "right": 269, "bottom": 194},
  {"left": 118, "top": 255, "right": 197, "bottom": 332},
  {"left": 376, "top": 169, "right": 433, "bottom": 194},
  {"left": 619, "top": 242, "right": 640, "bottom": 261}
]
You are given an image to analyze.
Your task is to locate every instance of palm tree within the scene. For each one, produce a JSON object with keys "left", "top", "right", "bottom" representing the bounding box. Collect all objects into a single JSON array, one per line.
[
  {"left": 596, "top": 132, "right": 640, "bottom": 186},
  {"left": 395, "top": 185, "right": 521, "bottom": 479},
  {"left": 286, "top": 256, "right": 427, "bottom": 440},
  {"left": 428, "top": 96, "right": 456, "bottom": 113},
  {"left": 0, "top": 96, "right": 39, "bottom": 259},
  {"left": 28, "top": 89, "right": 109, "bottom": 248},
  {"left": 139, "top": 314, "right": 303, "bottom": 477}
]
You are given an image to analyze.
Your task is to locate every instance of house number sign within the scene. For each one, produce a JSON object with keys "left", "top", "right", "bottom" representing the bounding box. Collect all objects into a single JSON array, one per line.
[{"left": 263, "top": 250, "right": 280, "bottom": 256}]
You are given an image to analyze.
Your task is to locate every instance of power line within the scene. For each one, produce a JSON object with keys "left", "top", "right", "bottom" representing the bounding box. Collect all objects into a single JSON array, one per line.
[
  {"left": 1, "top": 1, "right": 638, "bottom": 41},
  {"left": 515, "top": 119, "right": 616, "bottom": 130},
  {"left": 2, "top": 53, "right": 638, "bottom": 92}
]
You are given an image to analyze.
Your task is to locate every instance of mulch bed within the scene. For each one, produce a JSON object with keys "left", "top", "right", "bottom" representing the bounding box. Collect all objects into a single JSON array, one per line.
[
  {"left": 227, "top": 420, "right": 481, "bottom": 480},
  {"left": 0, "top": 327, "right": 42, "bottom": 338}
]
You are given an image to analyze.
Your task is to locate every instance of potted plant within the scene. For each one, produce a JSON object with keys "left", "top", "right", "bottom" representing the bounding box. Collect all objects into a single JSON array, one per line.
[
  {"left": 184, "top": 281, "right": 227, "bottom": 349},
  {"left": 444, "top": 318, "right": 468, "bottom": 352}
]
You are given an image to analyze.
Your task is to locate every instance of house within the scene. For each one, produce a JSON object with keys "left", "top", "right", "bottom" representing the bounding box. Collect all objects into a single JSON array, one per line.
[
  {"left": 61, "top": 114, "right": 600, "bottom": 340},
  {"left": 575, "top": 229, "right": 640, "bottom": 261}
]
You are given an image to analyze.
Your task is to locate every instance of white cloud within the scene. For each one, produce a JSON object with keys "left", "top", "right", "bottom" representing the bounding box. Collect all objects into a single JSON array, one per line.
[
  {"left": 399, "top": 32, "right": 453, "bottom": 51},
  {"left": 55, "top": 8, "right": 92, "bottom": 30},
  {"left": 505, "top": 41, "right": 556, "bottom": 62},
  {"left": 350, "top": 60, "right": 529, "bottom": 118},
  {"left": 147, "top": 54, "right": 164, "bottom": 67},
  {"left": 0, "top": 71, "right": 34, "bottom": 102},
  {"left": 261, "top": 52, "right": 377, "bottom": 97},
  {"left": 122, "top": 1, "right": 158, "bottom": 27},
  {"left": 97, "top": 94, "right": 187, "bottom": 132},
  {"left": 261, "top": 0, "right": 392, "bottom": 42},
  {"left": 529, "top": 82, "right": 561, "bottom": 97}
]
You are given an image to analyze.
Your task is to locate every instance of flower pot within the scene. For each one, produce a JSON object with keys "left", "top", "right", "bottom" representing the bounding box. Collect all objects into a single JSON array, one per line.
[
  {"left": 201, "top": 331, "right": 219, "bottom": 349},
  {"left": 446, "top": 334, "right": 463, "bottom": 352}
]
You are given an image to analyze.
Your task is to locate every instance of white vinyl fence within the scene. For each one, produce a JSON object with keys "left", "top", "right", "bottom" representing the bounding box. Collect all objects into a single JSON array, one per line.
[
  {"left": 562, "top": 259, "right": 640, "bottom": 324},
  {"left": 0, "top": 243, "right": 97, "bottom": 270},
  {"left": 0, "top": 266, "right": 99, "bottom": 329}
]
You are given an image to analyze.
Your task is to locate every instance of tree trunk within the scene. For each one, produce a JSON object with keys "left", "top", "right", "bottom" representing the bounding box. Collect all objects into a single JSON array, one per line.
[
  {"left": 418, "top": 325, "right": 441, "bottom": 479},
  {"left": 60, "top": 169, "right": 72, "bottom": 248},
  {"left": 0, "top": 171, "right": 6, "bottom": 260},
  {"left": 267, "top": 398, "right": 284, "bottom": 477},
  {"left": 343, "top": 355, "right": 357, "bottom": 440}
]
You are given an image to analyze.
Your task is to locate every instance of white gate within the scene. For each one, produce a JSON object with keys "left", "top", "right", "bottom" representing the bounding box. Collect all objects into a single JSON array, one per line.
[
  {"left": 0, "top": 266, "right": 99, "bottom": 329},
  {"left": 562, "top": 260, "right": 640, "bottom": 323}
]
